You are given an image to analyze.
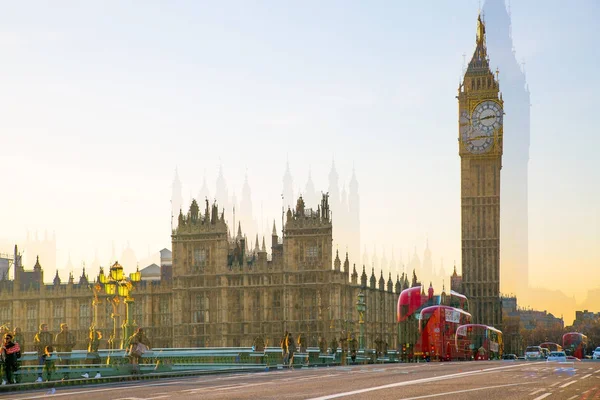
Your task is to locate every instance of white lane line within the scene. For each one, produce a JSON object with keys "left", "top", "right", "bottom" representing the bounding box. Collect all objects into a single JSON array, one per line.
[
  {"left": 307, "top": 364, "right": 527, "bottom": 400},
  {"left": 5, "top": 380, "right": 188, "bottom": 400},
  {"left": 580, "top": 373, "right": 592, "bottom": 379},
  {"left": 532, "top": 394, "right": 552, "bottom": 400},
  {"left": 530, "top": 388, "right": 545, "bottom": 395},
  {"left": 375, "top": 383, "right": 525, "bottom": 400},
  {"left": 567, "top": 395, "right": 579, "bottom": 400},
  {"left": 180, "top": 383, "right": 241, "bottom": 392},
  {"left": 549, "top": 380, "right": 563, "bottom": 387},
  {"left": 559, "top": 380, "right": 577, "bottom": 388}
]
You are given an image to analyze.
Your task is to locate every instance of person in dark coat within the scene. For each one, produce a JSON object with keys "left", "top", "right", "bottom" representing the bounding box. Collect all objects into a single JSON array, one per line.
[
  {"left": 127, "top": 328, "right": 151, "bottom": 375},
  {"left": 2, "top": 334, "right": 21, "bottom": 384},
  {"left": 33, "top": 324, "right": 53, "bottom": 382}
]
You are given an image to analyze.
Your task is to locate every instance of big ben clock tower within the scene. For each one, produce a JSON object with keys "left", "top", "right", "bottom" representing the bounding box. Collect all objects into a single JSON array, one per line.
[{"left": 458, "top": 14, "right": 503, "bottom": 327}]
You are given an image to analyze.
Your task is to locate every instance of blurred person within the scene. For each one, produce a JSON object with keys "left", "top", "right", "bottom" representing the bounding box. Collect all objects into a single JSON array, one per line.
[
  {"left": 127, "top": 328, "right": 151, "bottom": 375},
  {"left": 1, "top": 333, "right": 21, "bottom": 384},
  {"left": 33, "top": 324, "right": 53, "bottom": 382}
]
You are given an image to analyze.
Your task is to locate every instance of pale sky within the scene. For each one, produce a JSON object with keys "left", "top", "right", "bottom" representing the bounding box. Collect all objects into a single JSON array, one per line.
[{"left": 1, "top": 1, "right": 598, "bottom": 318}]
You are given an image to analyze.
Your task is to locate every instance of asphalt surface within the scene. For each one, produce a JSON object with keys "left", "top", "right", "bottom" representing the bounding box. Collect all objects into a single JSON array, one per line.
[{"left": 2, "top": 360, "right": 600, "bottom": 400}]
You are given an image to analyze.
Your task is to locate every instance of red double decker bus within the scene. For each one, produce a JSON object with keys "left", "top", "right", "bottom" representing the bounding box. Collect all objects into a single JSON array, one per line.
[
  {"left": 455, "top": 324, "right": 503, "bottom": 360},
  {"left": 397, "top": 286, "right": 429, "bottom": 360},
  {"left": 563, "top": 332, "right": 588, "bottom": 359},
  {"left": 418, "top": 305, "right": 472, "bottom": 361}
]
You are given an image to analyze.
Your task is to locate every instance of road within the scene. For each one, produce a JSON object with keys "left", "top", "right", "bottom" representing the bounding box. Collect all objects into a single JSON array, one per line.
[{"left": 2, "top": 361, "right": 600, "bottom": 400}]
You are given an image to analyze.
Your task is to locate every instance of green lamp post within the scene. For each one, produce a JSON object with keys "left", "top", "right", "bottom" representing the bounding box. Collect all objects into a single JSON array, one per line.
[{"left": 356, "top": 291, "right": 366, "bottom": 350}]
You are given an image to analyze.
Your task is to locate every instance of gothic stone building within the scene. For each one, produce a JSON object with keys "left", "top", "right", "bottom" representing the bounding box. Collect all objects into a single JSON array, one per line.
[{"left": 0, "top": 195, "right": 402, "bottom": 350}]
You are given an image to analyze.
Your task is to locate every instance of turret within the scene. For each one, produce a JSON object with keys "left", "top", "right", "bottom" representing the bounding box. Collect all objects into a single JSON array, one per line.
[
  {"left": 53, "top": 270, "right": 61, "bottom": 286},
  {"left": 369, "top": 267, "right": 376, "bottom": 289},
  {"left": 343, "top": 252, "right": 350, "bottom": 281},
  {"left": 351, "top": 264, "right": 358, "bottom": 285},
  {"left": 334, "top": 250, "right": 341, "bottom": 272},
  {"left": 428, "top": 282, "right": 434, "bottom": 300},
  {"left": 79, "top": 266, "right": 89, "bottom": 285},
  {"left": 360, "top": 265, "right": 367, "bottom": 288},
  {"left": 190, "top": 199, "right": 200, "bottom": 223},
  {"left": 271, "top": 220, "right": 278, "bottom": 248}
]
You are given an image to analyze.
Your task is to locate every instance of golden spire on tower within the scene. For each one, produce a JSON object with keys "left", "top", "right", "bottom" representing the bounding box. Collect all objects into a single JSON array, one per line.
[{"left": 476, "top": 13, "right": 486, "bottom": 45}]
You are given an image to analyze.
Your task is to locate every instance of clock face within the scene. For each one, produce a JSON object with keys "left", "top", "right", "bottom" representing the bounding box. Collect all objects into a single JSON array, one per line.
[
  {"left": 472, "top": 100, "right": 503, "bottom": 135},
  {"left": 461, "top": 100, "right": 503, "bottom": 154}
]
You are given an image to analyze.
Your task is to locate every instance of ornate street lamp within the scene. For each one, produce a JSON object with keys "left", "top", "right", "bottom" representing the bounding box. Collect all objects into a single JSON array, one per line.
[
  {"left": 88, "top": 282, "right": 102, "bottom": 351},
  {"left": 356, "top": 291, "right": 366, "bottom": 350},
  {"left": 99, "top": 262, "right": 141, "bottom": 349}
]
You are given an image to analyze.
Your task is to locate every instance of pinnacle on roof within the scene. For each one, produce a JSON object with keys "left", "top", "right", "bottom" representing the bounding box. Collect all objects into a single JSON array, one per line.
[
  {"left": 33, "top": 255, "right": 41, "bottom": 270},
  {"left": 466, "top": 13, "right": 492, "bottom": 75},
  {"left": 272, "top": 220, "right": 277, "bottom": 235},
  {"left": 53, "top": 270, "right": 61, "bottom": 285},
  {"left": 261, "top": 236, "right": 266, "bottom": 252}
]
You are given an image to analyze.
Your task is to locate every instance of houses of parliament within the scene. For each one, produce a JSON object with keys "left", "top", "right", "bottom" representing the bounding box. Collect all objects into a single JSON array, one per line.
[{"left": 0, "top": 192, "right": 405, "bottom": 350}]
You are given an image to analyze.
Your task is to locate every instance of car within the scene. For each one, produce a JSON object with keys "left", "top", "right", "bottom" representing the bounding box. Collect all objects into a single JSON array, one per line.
[
  {"left": 502, "top": 354, "right": 517, "bottom": 360},
  {"left": 525, "top": 346, "right": 544, "bottom": 360},
  {"left": 546, "top": 351, "right": 567, "bottom": 362},
  {"left": 593, "top": 347, "right": 600, "bottom": 360}
]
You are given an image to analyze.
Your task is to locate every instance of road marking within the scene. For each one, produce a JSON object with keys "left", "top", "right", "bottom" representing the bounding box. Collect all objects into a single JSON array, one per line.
[
  {"left": 181, "top": 383, "right": 241, "bottom": 392},
  {"left": 307, "top": 364, "right": 528, "bottom": 400},
  {"left": 560, "top": 380, "right": 577, "bottom": 388},
  {"left": 4, "top": 380, "right": 188, "bottom": 400},
  {"left": 351, "top": 383, "right": 525, "bottom": 400},
  {"left": 567, "top": 395, "right": 579, "bottom": 400},
  {"left": 530, "top": 388, "right": 545, "bottom": 395},
  {"left": 532, "top": 394, "right": 552, "bottom": 400},
  {"left": 550, "top": 380, "right": 563, "bottom": 387},
  {"left": 580, "top": 374, "right": 592, "bottom": 380}
]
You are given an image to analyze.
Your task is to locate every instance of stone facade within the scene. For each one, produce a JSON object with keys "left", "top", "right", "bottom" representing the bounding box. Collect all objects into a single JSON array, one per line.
[
  {"left": 457, "top": 15, "right": 504, "bottom": 327},
  {"left": 0, "top": 195, "right": 402, "bottom": 351}
]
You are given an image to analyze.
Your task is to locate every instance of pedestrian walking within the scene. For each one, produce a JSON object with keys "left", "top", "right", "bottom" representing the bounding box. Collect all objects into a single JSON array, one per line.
[
  {"left": 127, "top": 328, "right": 151, "bottom": 375},
  {"left": 286, "top": 332, "right": 296, "bottom": 369},
  {"left": 42, "top": 346, "right": 56, "bottom": 382},
  {"left": 55, "top": 323, "right": 76, "bottom": 380},
  {"left": 33, "top": 324, "right": 53, "bottom": 382},
  {"left": 1, "top": 333, "right": 21, "bottom": 385}
]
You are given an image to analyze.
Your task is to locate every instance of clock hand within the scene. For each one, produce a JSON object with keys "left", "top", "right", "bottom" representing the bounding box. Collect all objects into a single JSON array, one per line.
[
  {"left": 473, "top": 115, "right": 496, "bottom": 123},
  {"left": 467, "top": 135, "right": 491, "bottom": 142}
]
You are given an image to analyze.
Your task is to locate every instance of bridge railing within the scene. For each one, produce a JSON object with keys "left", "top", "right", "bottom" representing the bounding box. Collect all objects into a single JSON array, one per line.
[{"left": 8, "top": 346, "right": 399, "bottom": 385}]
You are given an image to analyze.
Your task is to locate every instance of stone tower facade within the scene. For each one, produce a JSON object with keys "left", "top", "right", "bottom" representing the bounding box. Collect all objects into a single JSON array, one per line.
[{"left": 458, "top": 14, "right": 504, "bottom": 327}]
